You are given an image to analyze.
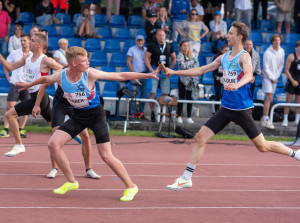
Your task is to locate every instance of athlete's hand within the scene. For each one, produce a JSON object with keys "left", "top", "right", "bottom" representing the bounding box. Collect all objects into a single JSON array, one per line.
[
  {"left": 148, "top": 69, "right": 159, "bottom": 80},
  {"left": 224, "top": 83, "right": 238, "bottom": 91},
  {"left": 15, "top": 82, "right": 30, "bottom": 91},
  {"left": 164, "top": 68, "right": 175, "bottom": 78},
  {"left": 292, "top": 80, "right": 299, "bottom": 87},
  {"left": 32, "top": 105, "right": 41, "bottom": 119},
  {"left": 133, "top": 79, "right": 141, "bottom": 85}
]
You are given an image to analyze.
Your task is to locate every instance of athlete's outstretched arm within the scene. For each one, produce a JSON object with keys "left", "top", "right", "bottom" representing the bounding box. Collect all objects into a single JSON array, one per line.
[
  {"left": 0, "top": 53, "right": 28, "bottom": 72},
  {"left": 43, "top": 56, "right": 64, "bottom": 71}
]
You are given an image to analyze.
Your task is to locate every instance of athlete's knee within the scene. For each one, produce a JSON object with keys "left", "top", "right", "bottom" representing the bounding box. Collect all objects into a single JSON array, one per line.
[
  {"left": 194, "top": 132, "right": 208, "bottom": 146},
  {"left": 48, "top": 139, "right": 60, "bottom": 152},
  {"left": 5, "top": 109, "right": 17, "bottom": 120},
  {"left": 79, "top": 129, "right": 90, "bottom": 142},
  {"left": 254, "top": 140, "right": 270, "bottom": 152}
]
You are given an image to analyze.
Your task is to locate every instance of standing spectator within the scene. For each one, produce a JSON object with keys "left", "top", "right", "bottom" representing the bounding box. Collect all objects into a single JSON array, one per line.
[
  {"left": 244, "top": 39, "right": 261, "bottom": 96},
  {"left": 0, "top": 34, "right": 31, "bottom": 138},
  {"left": 224, "top": 0, "right": 234, "bottom": 19},
  {"left": 209, "top": 10, "right": 227, "bottom": 42},
  {"left": 2, "top": 0, "right": 19, "bottom": 23},
  {"left": 53, "top": 38, "right": 68, "bottom": 67},
  {"left": 282, "top": 41, "right": 300, "bottom": 127},
  {"left": 171, "top": 0, "right": 190, "bottom": 42},
  {"left": 275, "top": 0, "right": 295, "bottom": 34},
  {"left": 36, "top": 0, "right": 56, "bottom": 26},
  {"left": 51, "top": 0, "right": 69, "bottom": 14},
  {"left": 253, "top": 0, "right": 268, "bottom": 30},
  {"left": 141, "top": 0, "right": 160, "bottom": 22},
  {"left": 176, "top": 40, "right": 199, "bottom": 124},
  {"left": 261, "top": 34, "right": 285, "bottom": 129},
  {"left": 127, "top": 35, "right": 148, "bottom": 118},
  {"left": 144, "top": 29, "right": 176, "bottom": 122},
  {"left": 76, "top": 6, "right": 95, "bottom": 38},
  {"left": 235, "top": 0, "right": 252, "bottom": 32},
  {"left": 295, "top": 0, "right": 300, "bottom": 33},
  {"left": 145, "top": 12, "right": 159, "bottom": 44},
  {"left": 8, "top": 23, "right": 22, "bottom": 54},
  {"left": 202, "top": 0, "right": 213, "bottom": 27},
  {"left": 212, "top": 44, "right": 230, "bottom": 112},
  {"left": 176, "top": 9, "right": 209, "bottom": 56},
  {"left": 81, "top": 0, "right": 101, "bottom": 15},
  {"left": 106, "top": 0, "right": 120, "bottom": 23},
  {"left": 0, "top": 1, "right": 10, "bottom": 58},
  {"left": 190, "top": 0, "right": 204, "bottom": 21},
  {"left": 157, "top": 7, "right": 172, "bottom": 43}
]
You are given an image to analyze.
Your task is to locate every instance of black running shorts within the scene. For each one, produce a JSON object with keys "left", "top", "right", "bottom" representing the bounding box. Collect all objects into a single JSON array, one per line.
[
  {"left": 285, "top": 80, "right": 300, "bottom": 95},
  {"left": 7, "top": 83, "right": 31, "bottom": 102},
  {"left": 51, "top": 103, "right": 73, "bottom": 128}
]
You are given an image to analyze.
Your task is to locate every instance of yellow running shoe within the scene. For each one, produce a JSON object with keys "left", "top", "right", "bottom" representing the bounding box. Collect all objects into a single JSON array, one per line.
[
  {"left": 53, "top": 181, "right": 79, "bottom": 194},
  {"left": 120, "top": 185, "right": 138, "bottom": 201}
]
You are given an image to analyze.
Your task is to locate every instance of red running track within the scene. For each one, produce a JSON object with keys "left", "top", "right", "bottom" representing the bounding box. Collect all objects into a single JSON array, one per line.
[{"left": 0, "top": 133, "right": 300, "bottom": 222}]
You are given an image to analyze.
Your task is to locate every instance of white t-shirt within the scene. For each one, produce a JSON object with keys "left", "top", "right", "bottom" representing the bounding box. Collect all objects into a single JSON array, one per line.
[
  {"left": 8, "top": 35, "right": 22, "bottom": 54},
  {"left": 235, "top": 0, "right": 252, "bottom": 10},
  {"left": 6, "top": 48, "right": 32, "bottom": 85},
  {"left": 53, "top": 48, "right": 68, "bottom": 66},
  {"left": 190, "top": 3, "right": 204, "bottom": 16}
]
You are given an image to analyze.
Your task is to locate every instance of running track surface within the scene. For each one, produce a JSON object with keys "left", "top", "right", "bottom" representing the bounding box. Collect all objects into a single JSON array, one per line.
[{"left": 1, "top": 133, "right": 300, "bottom": 223}]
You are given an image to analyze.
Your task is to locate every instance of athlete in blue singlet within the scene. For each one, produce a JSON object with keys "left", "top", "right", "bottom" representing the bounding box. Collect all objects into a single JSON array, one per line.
[{"left": 160, "top": 21, "right": 300, "bottom": 191}]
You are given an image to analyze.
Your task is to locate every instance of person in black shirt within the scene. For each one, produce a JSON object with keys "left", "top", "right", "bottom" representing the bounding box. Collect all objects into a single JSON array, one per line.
[
  {"left": 144, "top": 29, "right": 176, "bottom": 122},
  {"left": 145, "top": 12, "right": 159, "bottom": 45},
  {"left": 36, "top": 0, "right": 55, "bottom": 26},
  {"left": 1, "top": 0, "right": 19, "bottom": 22}
]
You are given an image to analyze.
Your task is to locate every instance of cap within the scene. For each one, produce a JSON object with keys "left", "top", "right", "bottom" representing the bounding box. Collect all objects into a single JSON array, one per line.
[
  {"left": 135, "top": 35, "right": 145, "bottom": 41},
  {"left": 214, "top": 10, "right": 221, "bottom": 15},
  {"left": 148, "top": 12, "right": 157, "bottom": 18}
]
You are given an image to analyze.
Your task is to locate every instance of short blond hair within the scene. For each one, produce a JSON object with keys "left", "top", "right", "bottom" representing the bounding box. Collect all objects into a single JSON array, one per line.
[
  {"left": 65, "top": 46, "right": 88, "bottom": 64},
  {"left": 58, "top": 38, "right": 68, "bottom": 45},
  {"left": 34, "top": 33, "right": 47, "bottom": 48}
]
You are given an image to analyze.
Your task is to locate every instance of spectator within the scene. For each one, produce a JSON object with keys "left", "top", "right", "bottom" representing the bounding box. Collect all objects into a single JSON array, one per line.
[
  {"left": 171, "top": 0, "right": 190, "bottom": 42},
  {"left": 295, "top": 0, "right": 300, "bottom": 33},
  {"left": 141, "top": 0, "right": 160, "bottom": 22},
  {"left": 2, "top": 0, "right": 19, "bottom": 23},
  {"left": 209, "top": 10, "right": 227, "bottom": 42},
  {"left": 190, "top": 0, "right": 204, "bottom": 21},
  {"left": 8, "top": 23, "right": 22, "bottom": 54},
  {"left": 176, "top": 40, "right": 199, "bottom": 124},
  {"left": 29, "top": 25, "right": 40, "bottom": 37},
  {"left": 0, "top": 0, "right": 10, "bottom": 58},
  {"left": 36, "top": 0, "right": 56, "bottom": 26},
  {"left": 282, "top": 41, "right": 300, "bottom": 127},
  {"left": 76, "top": 6, "right": 95, "bottom": 38},
  {"left": 40, "top": 29, "right": 52, "bottom": 57},
  {"left": 234, "top": 0, "right": 252, "bottom": 32},
  {"left": 157, "top": 7, "right": 172, "bottom": 43},
  {"left": 144, "top": 29, "right": 176, "bottom": 122},
  {"left": 145, "top": 12, "right": 159, "bottom": 44},
  {"left": 202, "top": 0, "right": 220, "bottom": 26},
  {"left": 275, "top": 0, "right": 295, "bottom": 34},
  {"left": 224, "top": 0, "right": 234, "bottom": 19},
  {"left": 80, "top": 0, "right": 101, "bottom": 15},
  {"left": 53, "top": 38, "right": 68, "bottom": 67},
  {"left": 244, "top": 39, "right": 261, "bottom": 96},
  {"left": 253, "top": 0, "right": 268, "bottom": 30},
  {"left": 261, "top": 34, "right": 285, "bottom": 129},
  {"left": 106, "top": 0, "right": 120, "bottom": 23},
  {"left": 127, "top": 35, "right": 148, "bottom": 118},
  {"left": 176, "top": 9, "right": 209, "bottom": 56},
  {"left": 51, "top": 0, "right": 69, "bottom": 14},
  {"left": 212, "top": 44, "right": 230, "bottom": 112}
]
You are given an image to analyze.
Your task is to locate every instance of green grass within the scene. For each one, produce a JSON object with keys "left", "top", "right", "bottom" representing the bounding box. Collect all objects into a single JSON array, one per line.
[{"left": 0, "top": 125, "right": 294, "bottom": 142}]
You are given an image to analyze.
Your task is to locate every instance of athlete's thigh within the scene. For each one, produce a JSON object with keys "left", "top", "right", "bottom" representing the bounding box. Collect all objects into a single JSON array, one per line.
[
  {"left": 58, "top": 117, "right": 86, "bottom": 139},
  {"left": 14, "top": 97, "right": 36, "bottom": 116},
  {"left": 204, "top": 107, "right": 231, "bottom": 135},
  {"left": 51, "top": 105, "right": 73, "bottom": 128}
]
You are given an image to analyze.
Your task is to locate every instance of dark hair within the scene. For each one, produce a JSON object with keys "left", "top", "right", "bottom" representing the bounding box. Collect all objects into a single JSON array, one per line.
[
  {"left": 21, "top": 33, "right": 31, "bottom": 40},
  {"left": 296, "top": 41, "right": 300, "bottom": 48},
  {"left": 270, "top": 34, "right": 282, "bottom": 43},
  {"left": 220, "top": 44, "right": 229, "bottom": 51},
  {"left": 231, "top": 21, "right": 248, "bottom": 43}
]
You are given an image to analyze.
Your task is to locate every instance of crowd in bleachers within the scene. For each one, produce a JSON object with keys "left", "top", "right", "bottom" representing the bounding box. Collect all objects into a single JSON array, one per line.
[{"left": 0, "top": 0, "right": 300, "bottom": 129}]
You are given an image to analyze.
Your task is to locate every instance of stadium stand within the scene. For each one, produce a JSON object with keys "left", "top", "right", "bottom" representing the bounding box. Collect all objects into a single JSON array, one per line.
[
  {"left": 89, "top": 51, "right": 108, "bottom": 66},
  {"left": 84, "top": 38, "right": 101, "bottom": 52},
  {"left": 19, "top": 12, "right": 34, "bottom": 25},
  {"left": 102, "top": 39, "right": 121, "bottom": 52},
  {"left": 115, "top": 28, "right": 131, "bottom": 40},
  {"left": 127, "top": 15, "right": 143, "bottom": 29},
  {"left": 68, "top": 37, "right": 82, "bottom": 47},
  {"left": 109, "top": 53, "right": 127, "bottom": 67},
  {"left": 108, "top": 15, "right": 126, "bottom": 28},
  {"left": 55, "top": 13, "right": 71, "bottom": 25},
  {"left": 94, "top": 14, "right": 107, "bottom": 27},
  {"left": 96, "top": 27, "right": 113, "bottom": 40},
  {"left": 42, "top": 25, "right": 57, "bottom": 37}
]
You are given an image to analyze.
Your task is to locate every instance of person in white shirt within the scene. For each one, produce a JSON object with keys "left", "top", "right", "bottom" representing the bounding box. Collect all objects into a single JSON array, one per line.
[
  {"left": 8, "top": 24, "right": 22, "bottom": 54},
  {"left": 53, "top": 38, "right": 68, "bottom": 67},
  {"left": 190, "top": 0, "right": 204, "bottom": 21},
  {"left": 209, "top": 10, "right": 227, "bottom": 42},
  {"left": 261, "top": 34, "right": 285, "bottom": 129},
  {"left": 234, "top": 0, "right": 252, "bottom": 32}
]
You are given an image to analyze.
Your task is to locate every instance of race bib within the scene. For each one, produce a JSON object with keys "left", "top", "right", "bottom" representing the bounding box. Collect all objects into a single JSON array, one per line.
[
  {"left": 160, "top": 55, "right": 166, "bottom": 64},
  {"left": 25, "top": 73, "right": 35, "bottom": 90},
  {"left": 64, "top": 92, "right": 89, "bottom": 108},
  {"left": 223, "top": 70, "right": 237, "bottom": 90}
]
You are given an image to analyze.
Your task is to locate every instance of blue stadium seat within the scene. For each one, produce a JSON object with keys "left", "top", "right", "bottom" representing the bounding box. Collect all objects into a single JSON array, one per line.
[
  {"left": 58, "top": 26, "right": 75, "bottom": 37},
  {"left": 134, "top": 29, "right": 147, "bottom": 40},
  {"left": 127, "top": 15, "right": 143, "bottom": 28},
  {"left": 48, "top": 37, "right": 60, "bottom": 51},
  {"left": 19, "top": 12, "right": 34, "bottom": 24},
  {"left": 96, "top": 27, "right": 113, "bottom": 40},
  {"left": 0, "top": 65, "right": 5, "bottom": 78},
  {"left": 46, "top": 84, "right": 56, "bottom": 96},
  {"left": 22, "top": 25, "right": 32, "bottom": 34},
  {"left": 198, "top": 55, "right": 208, "bottom": 66},
  {"left": 102, "top": 39, "right": 121, "bottom": 52},
  {"left": 277, "top": 75, "right": 285, "bottom": 88},
  {"left": 68, "top": 37, "right": 82, "bottom": 47},
  {"left": 200, "top": 42, "right": 215, "bottom": 57},
  {"left": 84, "top": 38, "right": 101, "bottom": 52},
  {"left": 257, "top": 20, "right": 274, "bottom": 32},
  {"left": 102, "top": 82, "right": 120, "bottom": 97},
  {"left": 173, "top": 42, "right": 179, "bottom": 54},
  {"left": 202, "top": 72, "right": 214, "bottom": 85},
  {"left": 94, "top": 14, "right": 107, "bottom": 27},
  {"left": 0, "top": 78, "right": 10, "bottom": 93},
  {"left": 255, "top": 74, "right": 262, "bottom": 87},
  {"left": 42, "top": 25, "right": 57, "bottom": 37},
  {"left": 108, "top": 15, "right": 125, "bottom": 28},
  {"left": 259, "top": 44, "right": 270, "bottom": 58},
  {"left": 217, "top": 38, "right": 227, "bottom": 51},
  {"left": 101, "top": 66, "right": 116, "bottom": 72},
  {"left": 120, "top": 67, "right": 130, "bottom": 72},
  {"left": 10, "top": 24, "right": 15, "bottom": 36},
  {"left": 110, "top": 53, "right": 127, "bottom": 67},
  {"left": 122, "top": 39, "right": 135, "bottom": 53},
  {"left": 224, "top": 18, "right": 234, "bottom": 30},
  {"left": 55, "top": 13, "right": 71, "bottom": 25},
  {"left": 248, "top": 32, "right": 264, "bottom": 45},
  {"left": 72, "top": 13, "right": 81, "bottom": 26},
  {"left": 115, "top": 28, "right": 131, "bottom": 40},
  {"left": 285, "top": 33, "right": 300, "bottom": 45},
  {"left": 89, "top": 51, "right": 108, "bottom": 66},
  {"left": 170, "top": 74, "right": 179, "bottom": 89},
  {"left": 281, "top": 45, "right": 294, "bottom": 56}
]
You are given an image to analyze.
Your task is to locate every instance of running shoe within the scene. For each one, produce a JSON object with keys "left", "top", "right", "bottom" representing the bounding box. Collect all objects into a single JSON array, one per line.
[
  {"left": 4, "top": 145, "right": 25, "bottom": 157},
  {"left": 282, "top": 119, "right": 288, "bottom": 127},
  {"left": 74, "top": 135, "right": 82, "bottom": 144},
  {"left": 53, "top": 181, "right": 79, "bottom": 194},
  {"left": 19, "top": 129, "right": 27, "bottom": 138},
  {"left": 261, "top": 119, "right": 275, "bottom": 129},
  {"left": 120, "top": 185, "right": 138, "bottom": 201},
  {"left": 177, "top": 117, "right": 183, "bottom": 123},
  {"left": 0, "top": 130, "right": 9, "bottom": 138},
  {"left": 166, "top": 177, "right": 192, "bottom": 190},
  {"left": 186, "top": 118, "right": 194, "bottom": 124},
  {"left": 85, "top": 169, "right": 100, "bottom": 179},
  {"left": 47, "top": 168, "right": 58, "bottom": 178}
]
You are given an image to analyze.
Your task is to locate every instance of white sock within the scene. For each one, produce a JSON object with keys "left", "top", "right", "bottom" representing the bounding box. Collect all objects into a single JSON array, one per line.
[
  {"left": 283, "top": 114, "right": 288, "bottom": 121},
  {"left": 296, "top": 114, "right": 300, "bottom": 123},
  {"left": 263, "top": 116, "right": 269, "bottom": 122},
  {"left": 289, "top": 148, "right": 300, "bottom": 161},
  {"left": 181, "top": 163, "right": 196, "bottom": 181},
  {"left": 15, "top": 144, "right": 24, "bottom": 148}
]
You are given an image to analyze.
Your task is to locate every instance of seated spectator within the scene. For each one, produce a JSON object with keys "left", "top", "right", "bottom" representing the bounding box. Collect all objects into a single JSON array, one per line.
[
  {"left": 145, "top": 12, "right": 159, "bottom": 44},
  {"left": 171, "top": 0, "right": 190, "bottom": 42},
  {"left": 275, "top": 0, "right": 295, "bottom": 34},
  {"left": 76, "top": 6, "right": 95, "bottom": 38},
  {"left": 234, "top": 0, "right": 252, "bottom": 32},
  {"left": 2, "top": 0, "right": 19, "bottom": 23},
  {"left": 176, "top": 9, "right": 209, "bottom": 56},
  {"left": 209, "top": 10, "right": 227, "bottom": 42},
  {"left": 212, "top": 44, "right": 230, "bottom": 112},
  {"left": 8, "top": 23, "right": 22, "bottom": 54},
  {"left": 176, "top": 40, "right": 199, "bottom": 124},
  {"left": 141, "top": 0, "right": 160, "bottom": 23},
  {"left": 53, "top": 38, "right": 68, "bottom": 67},
  {"left": 190, "top": 0, "right": 204, "bottom": 21},
  {"left": 36, "top": 0, "right": 56, "bottom": 26},
  {"left": 156, "top": 7, "right": 172, "bottom": 43},
  {"left": 40, "top": 29, "right": 52, "bottom": 57},
  {"left": 29, "top": 25, "right": 41, "bottom": 37}
]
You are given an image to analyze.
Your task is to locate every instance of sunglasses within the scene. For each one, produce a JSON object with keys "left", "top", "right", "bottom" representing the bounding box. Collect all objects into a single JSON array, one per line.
[{"left": 191, "top": 13, "right": 198, "bottom": 15}]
